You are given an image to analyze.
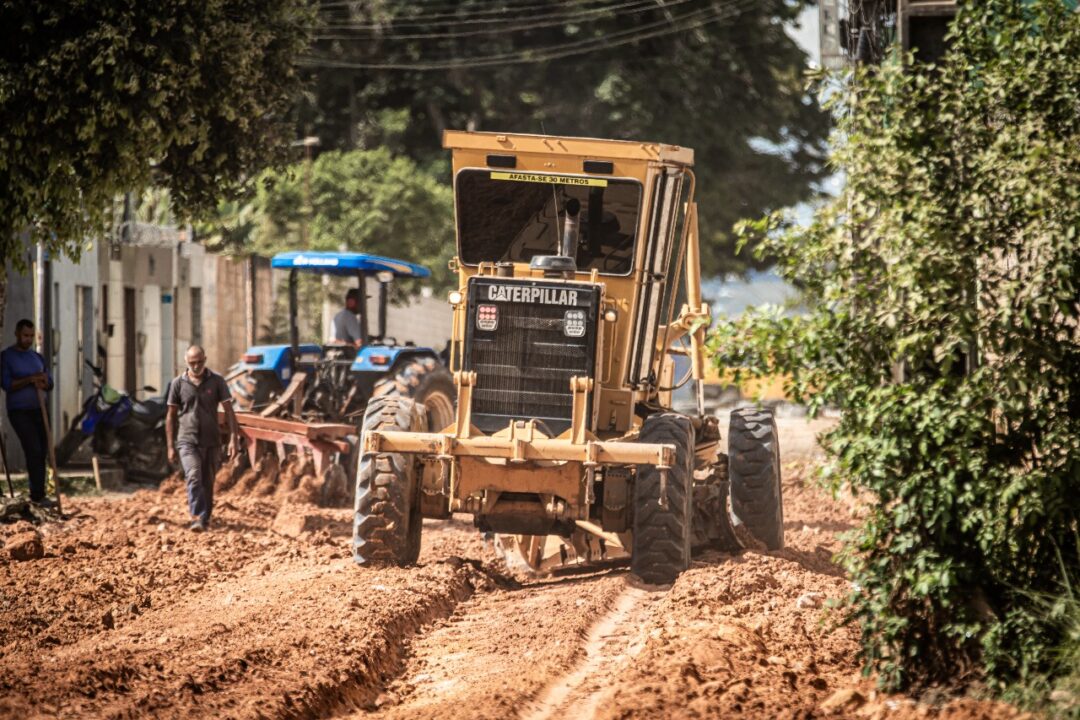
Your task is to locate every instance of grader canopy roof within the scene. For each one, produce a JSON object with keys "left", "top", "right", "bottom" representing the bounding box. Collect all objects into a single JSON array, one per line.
[{"left": 455, "top": 169, "right": 642, "bottom": 275}]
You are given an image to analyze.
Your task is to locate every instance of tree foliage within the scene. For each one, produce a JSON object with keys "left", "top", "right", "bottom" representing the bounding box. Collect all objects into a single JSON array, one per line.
[
  {"left": 0, "top": 0, "right": 314, "bottom": 268},
  {"left": 239, "top": 148, "right": 455, "bottom": 291},
  {"left": 295, "top": 0, "right": 829, "bottom": 275},
  {"left": 708, "top": 0, "right": 1080, "bottom": 692}
]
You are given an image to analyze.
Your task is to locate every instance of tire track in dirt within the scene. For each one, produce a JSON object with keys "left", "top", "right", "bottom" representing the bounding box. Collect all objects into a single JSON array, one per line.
[
  {"left": 360, "top": 569, "right": 629, "bottom": 720},
  {"left": 520, "top": 583, "right": 663, "bottom": 720}
]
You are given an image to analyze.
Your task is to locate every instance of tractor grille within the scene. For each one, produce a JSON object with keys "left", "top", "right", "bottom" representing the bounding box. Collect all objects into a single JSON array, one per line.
[{"left": 465, "top": 278, "right": 600, "bottom": 434}]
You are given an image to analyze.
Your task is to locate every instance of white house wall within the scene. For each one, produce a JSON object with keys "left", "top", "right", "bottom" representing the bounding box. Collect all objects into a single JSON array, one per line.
[{"left": 49, "top": 243, "right": 100, "bottom": 438}]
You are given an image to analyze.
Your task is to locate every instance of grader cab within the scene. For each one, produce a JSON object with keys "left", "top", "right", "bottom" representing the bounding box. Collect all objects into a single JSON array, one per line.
[{"left": 354, "top": 131, "right": 784, "bottom": 583}]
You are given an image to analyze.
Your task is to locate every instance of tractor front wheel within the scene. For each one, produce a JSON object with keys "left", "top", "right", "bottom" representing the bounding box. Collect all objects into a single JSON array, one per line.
[
  {"left": 352, "top": 396, "right": 426, "bottom": 566},
  {"left": 371, "top": 356, "right": 455, "bottom": 432},
  {"left": 227, "top": 368, "right": 283, "bottom": 413}
]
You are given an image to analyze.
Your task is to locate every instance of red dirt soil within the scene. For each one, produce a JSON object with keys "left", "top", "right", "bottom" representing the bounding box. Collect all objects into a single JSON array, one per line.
[{"left": 0, "top": 448, "right": 1031, "bottom": 719}]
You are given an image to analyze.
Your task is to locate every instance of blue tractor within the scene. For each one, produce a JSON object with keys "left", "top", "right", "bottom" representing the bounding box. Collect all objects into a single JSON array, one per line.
[{"left": 227, "top": 251, "right": 455, "bottom": 434}]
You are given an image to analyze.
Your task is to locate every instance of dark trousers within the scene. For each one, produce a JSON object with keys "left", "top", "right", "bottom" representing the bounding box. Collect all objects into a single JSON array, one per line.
[
  {"left": 178, "top": 443, "right": 220, "bottom": 524},
  {"left": 8, "top": 408, "right": 48, "bottom": 502}
]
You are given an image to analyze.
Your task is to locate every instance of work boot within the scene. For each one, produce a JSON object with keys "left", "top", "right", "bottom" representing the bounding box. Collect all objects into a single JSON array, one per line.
[
  {"left": 32, "top": 498, "right": 58, "bottom": 510},
  {"left": 189, "top": 519, "right": 206, "bottom": 533}
]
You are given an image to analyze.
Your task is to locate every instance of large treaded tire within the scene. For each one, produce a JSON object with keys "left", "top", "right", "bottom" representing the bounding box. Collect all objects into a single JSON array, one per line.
[
  {"left": 728, "top": 407, "right": 784, "bottom": 550},
  {"left": 632, "top": 413, "right": 694, "bottom": 585},
  {"left": 371, "top": 356, "right": 455, "bottom": 432},
  {"left": 227, "top": 369, "right": 283, "bottom": 413},
  {"left": 352, "top": 396, "right": 425, "bottom": 567}
]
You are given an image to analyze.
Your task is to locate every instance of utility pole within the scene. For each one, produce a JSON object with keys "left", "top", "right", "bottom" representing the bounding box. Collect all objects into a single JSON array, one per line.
[
  {"left": 290, "top": 135, "right": 324, "bottom": 338},
  {"left": 292, "top": 136, "right": 321, "bottom": 249},
  {"left": 245, "top": 255, "right": 257, "bottom": 347}
]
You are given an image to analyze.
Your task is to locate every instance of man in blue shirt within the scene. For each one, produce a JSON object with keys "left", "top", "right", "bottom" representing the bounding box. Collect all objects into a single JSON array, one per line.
[{"left": 0, "top": 319, "right": 55, "bottom": 506}]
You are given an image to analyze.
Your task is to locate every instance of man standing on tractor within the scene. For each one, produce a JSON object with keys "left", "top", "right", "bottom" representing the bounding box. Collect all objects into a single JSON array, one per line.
[
  {"left": 166, "top": 345, "right": 239, "bottom": 532},
  {"left": 331, "top": 288, "right": 364, "bottom": 346}
]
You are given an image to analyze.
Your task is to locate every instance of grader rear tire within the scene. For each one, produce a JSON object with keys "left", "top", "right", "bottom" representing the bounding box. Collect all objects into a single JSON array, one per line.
[
  {"left": 371, "top": 356, "right": 455, "bottom": 432},
  {"left": 352, "top": 396, "right": 426, "bottom": 566},
  {"left": 728, "top": 407, "right": 784, "bottom": 550},
  {"left": 632, "top": 413, "right": 694, "bottom": 585}
]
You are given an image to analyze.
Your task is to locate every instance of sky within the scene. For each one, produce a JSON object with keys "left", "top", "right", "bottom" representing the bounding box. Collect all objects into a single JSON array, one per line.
[
  {"left": 703, "top": 6, "right": 824, "bottom": 312},
  {"left": 790, "top": 5, "right": 822, "bottom": 66}
]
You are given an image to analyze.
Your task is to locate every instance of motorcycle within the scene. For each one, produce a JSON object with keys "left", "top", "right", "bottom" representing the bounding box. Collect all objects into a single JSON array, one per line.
[{"left": 54, "top": 359, "right": 172, "bottom": 480}]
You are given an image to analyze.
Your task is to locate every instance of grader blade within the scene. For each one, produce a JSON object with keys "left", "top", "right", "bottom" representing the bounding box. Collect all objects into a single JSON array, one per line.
[{"left": 494, "top": 523, "right": 631, "bottom": 576}]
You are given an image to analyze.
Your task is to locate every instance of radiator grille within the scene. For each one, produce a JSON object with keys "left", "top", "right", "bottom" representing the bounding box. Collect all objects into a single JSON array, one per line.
[{"left": 465, "top": 280, "right": 599, "bottom": 434}]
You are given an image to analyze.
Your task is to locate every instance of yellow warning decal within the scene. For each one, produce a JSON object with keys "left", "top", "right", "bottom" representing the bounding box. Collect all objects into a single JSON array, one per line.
[{"left": 490, "top": 171, "right": 608, "bottom": 187}]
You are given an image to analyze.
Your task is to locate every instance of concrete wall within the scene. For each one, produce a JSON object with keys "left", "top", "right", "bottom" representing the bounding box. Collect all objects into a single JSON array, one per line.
[
  {"left": 49, "top": 243, "right": 101, "bottom": 437},
  {"left": 321, "top": 277, "right": 452, "bottom": 351},
  {"left": 203, "top": 254, "right": 243, "bottom": 374},
  {"left": 382, "top": 292, "right": 452, "bottom": 351}
]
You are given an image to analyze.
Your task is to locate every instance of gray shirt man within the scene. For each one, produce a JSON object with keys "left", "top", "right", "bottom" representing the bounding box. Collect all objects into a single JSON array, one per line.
[
  {"left": 167, "top": 369, "right": 232, "bottom": 447},
  {"left": 332, "top": 308, "right": 364, "bottom": 345},
  {"left": 165, "top": 347, "right": 238, "bottom": 531}
]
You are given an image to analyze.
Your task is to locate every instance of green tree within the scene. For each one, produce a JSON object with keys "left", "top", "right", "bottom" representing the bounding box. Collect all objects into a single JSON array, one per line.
[
  {"left": 295, "top": 0, "right": 828, "bottom": 275},
  {"left": 709, "top": 0, "right": 1080, "bottom": 695},
  {"left": 250, "top": 147, "right": 456, "bottom": 291},
  {"left": 0, "top": 0, "right": 314, "bottom": 268}
]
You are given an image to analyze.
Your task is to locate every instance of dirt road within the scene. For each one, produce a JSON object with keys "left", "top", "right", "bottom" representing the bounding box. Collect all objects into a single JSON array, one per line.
[{"left": 0, "top": 420, "right": 1026, "bottom": 719}]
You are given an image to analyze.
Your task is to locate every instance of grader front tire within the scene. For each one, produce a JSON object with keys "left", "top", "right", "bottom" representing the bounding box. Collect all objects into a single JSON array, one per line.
[
  {"left": 632, "top": 413, "right": 694, "bottom": 585},
  {"left": 352, "top": 396, "right": 426, "bottom": 567}
]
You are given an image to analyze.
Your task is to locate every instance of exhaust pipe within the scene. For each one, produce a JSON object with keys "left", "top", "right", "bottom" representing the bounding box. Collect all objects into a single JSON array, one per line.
[
  {"left": 561, "top": 198, "right": 581, "bottom": 262},
  {"left": 530, "top": 197, "right": 582, "bottom": 277}
]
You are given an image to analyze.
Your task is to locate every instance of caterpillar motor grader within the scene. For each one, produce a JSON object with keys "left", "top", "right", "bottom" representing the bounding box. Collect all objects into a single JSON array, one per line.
[{"left": 354, "top": 131, "right": 784, "bottom": 583}]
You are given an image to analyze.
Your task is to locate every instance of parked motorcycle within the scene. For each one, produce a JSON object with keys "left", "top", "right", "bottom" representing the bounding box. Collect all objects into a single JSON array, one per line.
[{"left": 55, "top": 359, "right": 171, "bottom": 480}]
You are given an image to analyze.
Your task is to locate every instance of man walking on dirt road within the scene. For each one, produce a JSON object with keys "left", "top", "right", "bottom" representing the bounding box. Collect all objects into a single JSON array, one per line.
[
  {"left": 1, "top": 319, "right": 55, "bottom": 507},
  {"left": 166, "top": 345, "right": 239, "bottom": 532}
]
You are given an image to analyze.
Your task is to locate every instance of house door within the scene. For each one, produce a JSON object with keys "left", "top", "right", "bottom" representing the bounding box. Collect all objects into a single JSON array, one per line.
[
  {"left": 124, "top": 287, "right": 136, "bottom": 392},
  {"left": 76, "top": 286, "right": 94, "bottom": 402}
]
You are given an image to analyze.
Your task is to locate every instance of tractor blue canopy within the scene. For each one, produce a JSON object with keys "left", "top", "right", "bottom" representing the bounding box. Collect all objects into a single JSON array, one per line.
[
  {"left": 271, "top": 251, "right": 431, "bottom": 278},
  {"left": 272, "top": 251, "right": 430, "bottom": 364}
]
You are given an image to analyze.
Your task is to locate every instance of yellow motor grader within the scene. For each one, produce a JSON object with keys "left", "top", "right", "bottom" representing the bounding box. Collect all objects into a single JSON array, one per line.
[{"left": 353, "top": 131, "right": 784, "bottom": 583}]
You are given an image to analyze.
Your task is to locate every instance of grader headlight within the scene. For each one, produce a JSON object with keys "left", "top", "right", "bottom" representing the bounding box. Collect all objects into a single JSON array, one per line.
[
  {"left": 476, "top": 304, "right": 499, "bottom": 331},
  {"left": 563, "top": 309, "right": 587, "bottom": 338}
]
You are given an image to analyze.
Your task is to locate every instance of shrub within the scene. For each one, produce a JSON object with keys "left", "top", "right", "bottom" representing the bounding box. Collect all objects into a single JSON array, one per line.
[{"left": 708, "top": 0, "right": 1080, "bottom": 692}]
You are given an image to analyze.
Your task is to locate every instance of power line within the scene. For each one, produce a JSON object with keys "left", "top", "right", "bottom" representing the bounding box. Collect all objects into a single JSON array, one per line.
[
  {"left": 299, "top": 0, "right": 758, "bottom": 70},
  {"left": 314, "top": 0, "right": 696, "bottom": 41},
  {"left": 315, "top": 0, "right": 634, "bottom": 24},
  {"left": 315, "top": 0, "right": 692, "bottom": 29}
]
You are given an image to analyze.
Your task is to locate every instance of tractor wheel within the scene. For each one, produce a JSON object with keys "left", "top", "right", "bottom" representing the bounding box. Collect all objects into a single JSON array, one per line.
[
  {"left": 371, "top": 356, "right": 455, "bottom": 432},
  {"left": 728, "top": 407, "right": 785, "bottom": 550},
  {"left": 352, "top": 396, "right": 425, "bottom": 567},
  {"left": 632, "top": 413, "right": 694, "bottom": 585},
  {"left": 227, "top": 369, "right": 283, "bottom": 413}
]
